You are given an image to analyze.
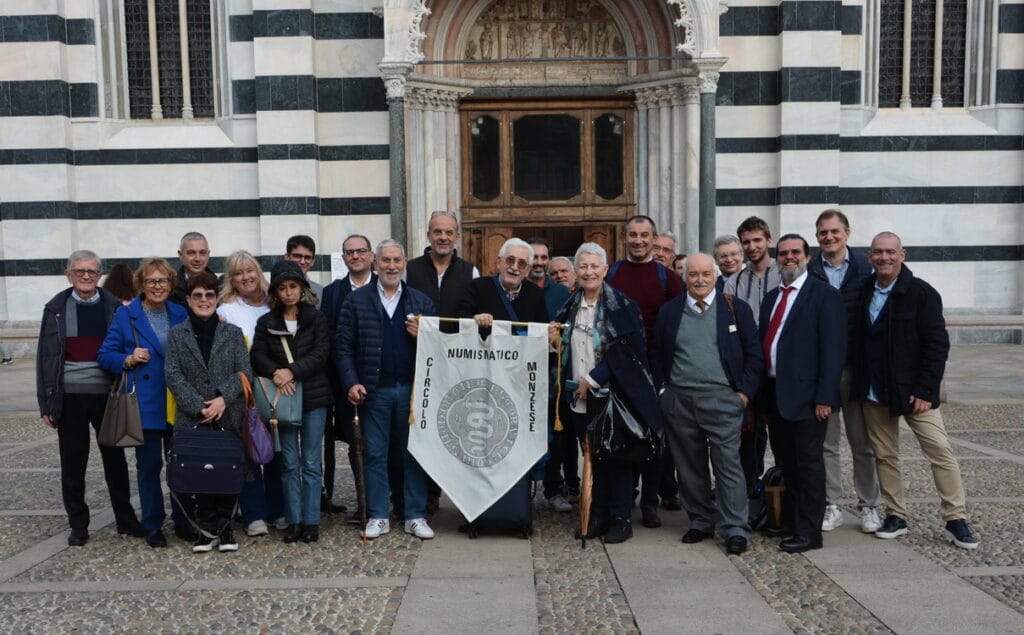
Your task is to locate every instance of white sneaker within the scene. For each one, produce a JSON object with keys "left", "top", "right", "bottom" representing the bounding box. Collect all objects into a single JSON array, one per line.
[
  {"left": 273, "top": 517, "right": 289, "bottom": 531},
  {"left": 547, "top": 494, "right": 573, "bottom": 512},
  {"left": 364, "top": 518, "right": 390, "bottom": 539},
  {"left": 245, "top": 520, "right": 269, "bottom": 537},
  {"left": 191, "top": 537, "right": 218, "bottom": 553},
  {"left": 860, "top": 507, "right": 882, "bottom": 533},
  {"left": 822, "top": 504, "right": 844, "bottom": 531},
  {"left": 404, "top": 518, "right": 435, "bottom": 539}
]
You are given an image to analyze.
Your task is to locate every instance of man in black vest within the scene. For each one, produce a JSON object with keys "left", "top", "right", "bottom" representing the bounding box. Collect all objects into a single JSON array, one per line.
[
  {"left": 405, "top": 210, "right": 479, "bottom": 513},
  {"left": 406, "top": 211, "right": 479, "bottom": 319}
]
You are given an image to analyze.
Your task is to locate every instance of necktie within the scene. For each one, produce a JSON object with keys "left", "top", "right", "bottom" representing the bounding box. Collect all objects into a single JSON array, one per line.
[
  {"left": 762, "top": 286, "right": 795, "bottom": 373},
  {"left": 696, "top": 300, "right": 707, "bottom": 313}
]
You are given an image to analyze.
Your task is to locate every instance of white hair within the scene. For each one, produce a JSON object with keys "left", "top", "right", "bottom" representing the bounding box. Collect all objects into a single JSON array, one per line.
[
  {"left": 574, "top": 242, "right": 607, "bottom": 266},
  {"left": 498, "top": 238, "right": 535, "bottom": 261},
  {"left": 376, "top": 239, "right": 406, "bottom": 257},
  {"left": 67, "top": 250, "right": 101, "bottom": 271}
]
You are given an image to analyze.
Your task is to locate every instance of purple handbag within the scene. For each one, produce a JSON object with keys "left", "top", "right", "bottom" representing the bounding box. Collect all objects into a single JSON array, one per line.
[{"left": 238, "top": 372, "right": 274, "bottom": 464}]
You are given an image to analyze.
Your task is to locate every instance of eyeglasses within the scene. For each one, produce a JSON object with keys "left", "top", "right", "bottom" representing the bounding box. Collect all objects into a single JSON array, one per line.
[
  {"left": 143, "top": 278, "right": 171, "bottom": 288},
  {"left": 502, "top": 256, "right": 530, "bottom": 270},
  {"left": 343, "top": 247, "right": 370, "bottom": 257},
  {"left": 189, "top": 291, "right": 217, "bottom": 301},
  {"left": 68, "top": 269, "right": 101, "bottom": 279},
  {"left": 288, "top": 253, "right": 315, "bottom": 263}
]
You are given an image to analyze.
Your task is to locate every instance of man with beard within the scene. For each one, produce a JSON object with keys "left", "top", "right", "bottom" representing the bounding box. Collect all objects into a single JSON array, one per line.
[
  {"left": 338, "top": 240, "right": 437, "bottom": 540},
  {"left": 406, "top": 211, "right": 479, "bottom": 319},
  {"left": 725, "top": 217, "right": 782, "bottom": 325},
  {"left": 759, "top": 234, "right": 845, "bottom": 553},
  {"left": 525, "top": 237, "right": 573, "bottom": 513},
  {"left": 322, "top": 235, "right": 377, "bottom": 519}
]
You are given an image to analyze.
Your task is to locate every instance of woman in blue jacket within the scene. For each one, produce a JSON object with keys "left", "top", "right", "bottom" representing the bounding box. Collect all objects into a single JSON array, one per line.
[
  {"left": 98, "top": 257, "right": 194, "bottom": 548},
  {"left": 554, "top": 243, "right": 662, "bottom": 545}
]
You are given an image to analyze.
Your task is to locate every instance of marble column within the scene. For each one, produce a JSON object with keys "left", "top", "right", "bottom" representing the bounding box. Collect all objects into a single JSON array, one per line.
[
  {"left": 635, "top": 94, "right": 650, "bottom": 217},
  {"left": 381, "top": 65, "right": 411, "bottom": 248},
  {"left": 647, "top": 91, "right": 661, "bottom": 226},
  {"left": 657, "top": 87, "right": 673, "bottom": 226},
  {"left": 682, "top": 83, "right": 701, "bottom": 256},
  {"left": 670, "top": 86, "right": 685, "bottom": 248},
  {"left": 695, "top": 66, "right": 722, "bottom": 253}
]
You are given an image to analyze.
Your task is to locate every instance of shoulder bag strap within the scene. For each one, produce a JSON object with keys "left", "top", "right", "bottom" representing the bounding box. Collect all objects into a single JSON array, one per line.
[
  {"left": 279, "top": 335, "right": 295, "bottom": 364},
  {"left": 237, "top": 371, "right": 254, "bottom": 408}
]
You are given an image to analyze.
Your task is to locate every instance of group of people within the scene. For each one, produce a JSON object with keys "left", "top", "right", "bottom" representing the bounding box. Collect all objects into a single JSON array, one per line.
[{"left": 36, "top": 208, "right": 978, "bottom": 556}]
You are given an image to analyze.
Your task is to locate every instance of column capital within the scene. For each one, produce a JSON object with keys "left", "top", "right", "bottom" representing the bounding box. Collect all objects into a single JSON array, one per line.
[
  {"left": 379, "top": 62, "right": 413, "bottom": 101},
  {"left": 692, "top": 57, "right": 727, "bottom": 94}
]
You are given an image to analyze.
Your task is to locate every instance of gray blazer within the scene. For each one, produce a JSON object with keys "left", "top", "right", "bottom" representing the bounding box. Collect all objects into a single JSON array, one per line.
[{"left": 165, "top": 319, "right": 253, "bottom": 436}]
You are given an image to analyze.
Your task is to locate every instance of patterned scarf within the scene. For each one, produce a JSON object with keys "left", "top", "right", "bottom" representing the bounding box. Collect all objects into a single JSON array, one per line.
[{"left": 556, "top": 282, "right": 623, "bottom": 374}]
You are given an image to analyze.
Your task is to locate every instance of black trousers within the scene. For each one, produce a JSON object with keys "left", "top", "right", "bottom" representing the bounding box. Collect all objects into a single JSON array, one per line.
[
  {"left": 57, "top": 393, "right": 137, "bottom": 530},
  {"left": 196, "top": 494, "right": 236, "bottom": 534},
  {"left": 740, "top": 405, "right": 770, "bottom": 495},
  {"left": 764, "top": 382, "right": 827, "bottom": 540},
  {"left": 543, "top": 428, "right": 581, "bottom": 499}
]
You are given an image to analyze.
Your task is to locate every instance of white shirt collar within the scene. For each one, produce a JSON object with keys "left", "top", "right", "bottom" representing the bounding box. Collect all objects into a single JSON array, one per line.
[
  {"left": 686, "top": 288, "right": 717, "bottom": 311},
  {"left": 71, "top": 290, "right": 101, "bottom": 304}
]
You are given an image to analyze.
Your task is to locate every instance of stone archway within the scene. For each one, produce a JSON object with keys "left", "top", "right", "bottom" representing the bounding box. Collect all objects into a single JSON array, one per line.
[{"left": 379, "top": 0, "right": 726, "bottom": 253}]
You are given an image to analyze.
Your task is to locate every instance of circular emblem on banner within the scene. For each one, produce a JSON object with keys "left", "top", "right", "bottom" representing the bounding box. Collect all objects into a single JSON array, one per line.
[{"left": 437, "top": 378, "right": 518, "bottom": 468}]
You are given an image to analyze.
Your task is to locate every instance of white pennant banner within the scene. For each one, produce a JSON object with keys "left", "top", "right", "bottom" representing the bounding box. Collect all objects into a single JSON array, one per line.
[{"left": 409, "top": 317, "right": 549, "bottom": 522}]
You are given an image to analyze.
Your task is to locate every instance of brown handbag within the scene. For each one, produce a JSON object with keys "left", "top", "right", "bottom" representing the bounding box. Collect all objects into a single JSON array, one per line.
[
  {"left": 98, "top": 322, "right": 145, "bottom": 448},
  {"left": 98, "top": 370, "right": 145, "bottom": 447}
]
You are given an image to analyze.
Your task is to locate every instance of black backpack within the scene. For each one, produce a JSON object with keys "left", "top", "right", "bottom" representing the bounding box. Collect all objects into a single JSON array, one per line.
[{"left": 748, "top": 466, "right": 785, "bottom": 530}]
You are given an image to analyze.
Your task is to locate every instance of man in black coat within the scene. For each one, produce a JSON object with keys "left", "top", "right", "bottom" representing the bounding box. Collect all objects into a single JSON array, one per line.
[
  {"left": 320, "top": 235, "right": 376, "bottom": 517},
  {"left": 809, "top": 210, "right": 881, "bottom": 534},
  {"left": 758, "top": 234, "right": 846, "bottom": 553},
  {"left": 855, "top": 232, "right": 978, "bottom": 549},
  {"left": 458, "top": 238, "right": 549, "bottom": 330},
  {"left": 171, "top": 231, "right": 216, "bottom": 306},
  {"left": 406, "top": 211, "right": 479, "bottom": 319}
]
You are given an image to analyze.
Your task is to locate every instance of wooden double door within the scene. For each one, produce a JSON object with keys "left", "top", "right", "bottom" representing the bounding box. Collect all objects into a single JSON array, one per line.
[{"left": 458, "top": 98, "right": 635, "bottom": 274}]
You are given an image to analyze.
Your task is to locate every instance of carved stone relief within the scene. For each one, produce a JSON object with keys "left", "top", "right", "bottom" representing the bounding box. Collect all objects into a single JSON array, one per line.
[{"left": 461, "top": 0, "right": 628, "bottom": 83}]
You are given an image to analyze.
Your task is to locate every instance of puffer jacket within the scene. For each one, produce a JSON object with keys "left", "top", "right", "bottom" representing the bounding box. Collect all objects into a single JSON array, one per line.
[
  {"left": 36, "top": 287, "right": 121, "bottom": 421},
  {"left": 251, "top": 302, "right": 333, "bottom": 411},
  {"left": 337, "top": 282, "right": 436, "bottom": 394}
]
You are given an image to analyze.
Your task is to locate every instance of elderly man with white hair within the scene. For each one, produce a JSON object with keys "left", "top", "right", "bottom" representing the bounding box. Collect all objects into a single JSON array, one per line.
[{"left": 459, "top": 237, "right": 550, "bottom": 332}]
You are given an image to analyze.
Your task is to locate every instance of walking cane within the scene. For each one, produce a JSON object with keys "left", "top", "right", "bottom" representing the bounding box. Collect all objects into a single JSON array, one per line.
[{"left": 352, "top": 405, "right": 368, "bottom": 545}]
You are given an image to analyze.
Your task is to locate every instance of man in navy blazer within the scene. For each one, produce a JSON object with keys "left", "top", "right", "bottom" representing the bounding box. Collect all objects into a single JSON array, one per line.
[
  {"left": 652, "top": 253, "right": 763, "bottom": 555},
  {"left": 321, "top": 235, "right": 377, "bottom": 518},
  {"left": 758, "top": 234, "right": 846, "bottom": 553}
]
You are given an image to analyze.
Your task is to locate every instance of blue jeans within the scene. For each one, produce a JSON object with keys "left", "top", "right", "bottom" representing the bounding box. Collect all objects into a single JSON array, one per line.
[
  {"left": 362, "top": 383, "right": 428, "bottom": 520},
  {"left": 278, "top": 408, "right": 326, "bottom": 526},
  {"left": 135, "top": 429, "right": 192, "bottom": 532},
  {"left": 239, "top": 454, "right": 284, "bottom": 524}
]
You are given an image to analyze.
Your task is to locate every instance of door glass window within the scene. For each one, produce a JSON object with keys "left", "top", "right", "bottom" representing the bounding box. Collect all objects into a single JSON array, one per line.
[
  {"left": 594, "top": 113, "right": 624, "bottom": 200},
  {"left": 513, "top": 114, "right": 581, "bottom": 200},
  {"left": 470, "top": 115, "right": 501, "bottom": 201}
]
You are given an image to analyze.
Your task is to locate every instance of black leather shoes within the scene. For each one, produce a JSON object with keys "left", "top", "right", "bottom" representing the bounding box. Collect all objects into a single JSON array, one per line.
[
  {"left": 725, "top": 536, "right": 748, "bottom": 555},
  {"left": 780, "top": 534, "right": 823, "bottom": 553},
  {"left": 603, "top": 517, "right": 633, "bottom": 544},
  {"left": 67, "top": 528, "right": 89, "bottom": 547},
  {"left": 146, "top": 530, "right": 167, "bottom": 548},
  {"left": 117, "top": 522, "right": 146, "bottom": 538},
  {"left": 174, "top": 525, "right": 199, "bottom": 542},
  {"left": 681, "top": 528, "right": 712, "bottom": 544},
  {"left": 301, "top": 524, "right": 320, "bottom": 543},
  {"left": 282, "top": 524, "right": 303, "bottom": 543},
  {"left": 640, "top": 506, "right": 663, "bottom": 528},
  {"left": 575, "top": 517, "right": 609, "bottom": 540},
  {"left": 660, "top": 495, "right": 683, "bottom": 511}
]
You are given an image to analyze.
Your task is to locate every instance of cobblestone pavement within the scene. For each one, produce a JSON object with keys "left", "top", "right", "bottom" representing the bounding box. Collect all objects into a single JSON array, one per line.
[{"left": 0, "top": 349, "right": 1022, "bottom": 633}]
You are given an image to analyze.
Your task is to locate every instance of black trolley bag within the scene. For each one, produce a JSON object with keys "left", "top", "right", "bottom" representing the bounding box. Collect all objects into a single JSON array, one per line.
[
  {"left": 464, "top": 473, "right": 534, "bottom": 539},
  {"left": 167, "top": 424, "right": 247, "bottom": 495}
]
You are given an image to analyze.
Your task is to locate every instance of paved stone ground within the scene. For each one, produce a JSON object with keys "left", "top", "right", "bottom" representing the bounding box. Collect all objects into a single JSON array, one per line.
[{"left": 0, "top": 347, "right": 1022, "bottom": 633}]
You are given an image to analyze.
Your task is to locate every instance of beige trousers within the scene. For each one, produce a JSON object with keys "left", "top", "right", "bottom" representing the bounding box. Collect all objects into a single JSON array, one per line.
[{"left": 862, "top": 401, "right": 968, "bottom": 522}]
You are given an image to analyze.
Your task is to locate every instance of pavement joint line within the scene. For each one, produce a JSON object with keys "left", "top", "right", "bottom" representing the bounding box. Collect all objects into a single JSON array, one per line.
[
  {"left": 0, "top": 438, "right": 56, "bottom": 457},
  {"left": 0, "top": 510, "right": 68, "bottom": 516},
  {"left": 0, "top": 506, "right": 116, "bottom": 582},
  {"left": 944, "top": 436, "right": 1024, "bottom": 465},
  {"left": 179, "top": 576, "right": 409, "bottom": 591},
  {"left": 0, "top": 468, "right": 62, "bottom": 473},
  {"left": 955, "top": 566, "right": 1024, "bottom": 577}
]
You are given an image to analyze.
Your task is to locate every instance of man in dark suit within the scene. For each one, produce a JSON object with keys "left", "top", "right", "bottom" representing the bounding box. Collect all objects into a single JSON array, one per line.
[
  {"left": 652, "top": 253, "right": 762, "bottom": 555},
  {"left": 321, "top": 235, "right": 377, "bottom": 520},
  {"left": 759, "top": 234, "right": 846, "bottom": 553},
  {"left": 458, "top": 238, "right": 549, "bottom": 330}
]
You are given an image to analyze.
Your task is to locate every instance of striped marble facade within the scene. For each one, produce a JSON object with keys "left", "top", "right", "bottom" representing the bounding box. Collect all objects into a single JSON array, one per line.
[{"left": 1, "top": 0, "right": 1022, "bottom": 328}]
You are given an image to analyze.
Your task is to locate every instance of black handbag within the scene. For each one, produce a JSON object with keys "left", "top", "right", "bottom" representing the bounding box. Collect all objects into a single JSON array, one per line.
[
  {"left": 588, "top": 385, "right": 660, "bottom": 463},
  {"left": 166, "top": 425, "right": 246, "bottom": 495}
]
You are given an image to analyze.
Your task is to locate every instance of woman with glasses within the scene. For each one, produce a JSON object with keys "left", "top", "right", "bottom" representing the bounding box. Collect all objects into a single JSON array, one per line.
[
  {"left": 166, "top": 272, "right": 253, "bottom": 553},
  {"left": 216, "top": 250, "right": 284, "bottom": 538},
  {"left": 99, "top": 257, "right": 195, "bottom": 548},
  {"left": 553, "top": 242, "right": 660, "bottom": 545}
]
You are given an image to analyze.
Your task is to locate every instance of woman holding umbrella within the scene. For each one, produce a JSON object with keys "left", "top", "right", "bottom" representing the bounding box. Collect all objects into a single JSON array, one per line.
[{"left": 552, "top": 243, "right": 661, "bottom": 544}]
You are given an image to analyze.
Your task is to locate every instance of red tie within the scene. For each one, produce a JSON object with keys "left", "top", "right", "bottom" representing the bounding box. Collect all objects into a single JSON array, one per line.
[{"left": 762, "top": 286, "right": 795, "bottom": 373}]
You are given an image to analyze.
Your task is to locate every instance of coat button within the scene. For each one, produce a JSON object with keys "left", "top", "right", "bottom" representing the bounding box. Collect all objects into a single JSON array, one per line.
[{"left": 143, "top": 374, "right": 150, "bottom": 380}]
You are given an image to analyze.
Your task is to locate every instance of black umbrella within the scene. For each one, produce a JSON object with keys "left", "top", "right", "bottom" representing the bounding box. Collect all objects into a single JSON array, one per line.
[{"left": 352, "top": 405, "right": 368, "bottom": 545}]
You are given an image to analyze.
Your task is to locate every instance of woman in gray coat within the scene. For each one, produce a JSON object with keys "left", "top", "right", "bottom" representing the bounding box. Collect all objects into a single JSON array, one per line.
[{"left": 165, "top": 272, "right": 253, "bottom": 553}]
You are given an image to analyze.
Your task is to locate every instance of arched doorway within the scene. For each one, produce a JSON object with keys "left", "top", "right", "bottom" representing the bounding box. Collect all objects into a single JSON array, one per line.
[{"left": 379, "top": 0, "right": 726, "bottom": 265}]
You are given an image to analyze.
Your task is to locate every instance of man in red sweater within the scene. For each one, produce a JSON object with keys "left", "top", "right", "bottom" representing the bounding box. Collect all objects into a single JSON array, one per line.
[{"left": 606, "top": 215, "right": 684, "bottom": 528}]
